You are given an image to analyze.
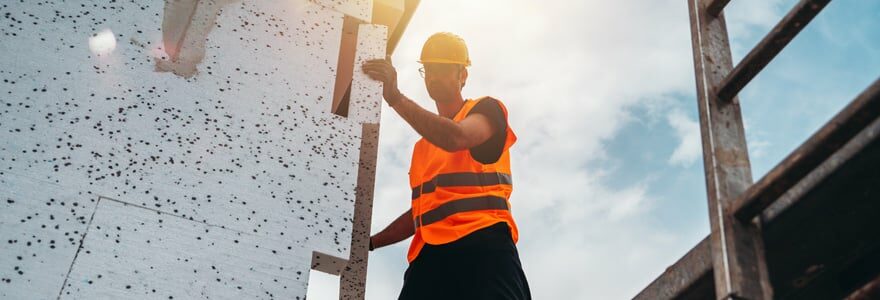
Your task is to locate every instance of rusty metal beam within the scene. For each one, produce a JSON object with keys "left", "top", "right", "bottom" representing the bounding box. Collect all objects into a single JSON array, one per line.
[
  {"left": 716, "top": 0, "right": 831, "bottom": 103},
  {"left": 762, "top": 112, "right": 880, "bottom": 223},
  {"left": 758, "top": 109, "right": 880, "bottom": 299},
  {"left": 689, "top": 0, "right": 773, "bottom": 298},
  {"left": 706, "top": 0, "right": 731, "bottom": 17},
  {"left": 845, "top": 274, "right": 880, "bottom": 300},
  {"left": 732, "top": 78, "right": 880, "bottom": 222},
  {"left": 633, "top": 112, "right": 880, "bottom": 298},
  {"left": 633, "top": 238, "right": 714, "bottom": 300}
]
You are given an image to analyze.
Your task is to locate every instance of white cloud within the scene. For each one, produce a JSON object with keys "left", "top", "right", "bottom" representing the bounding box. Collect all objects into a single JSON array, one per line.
[
  {"left": 743, "top": 116, "right": 773, "bottom": 160},
  {"left": 667, "top": 109, "right": 702, "bottom": 167}
]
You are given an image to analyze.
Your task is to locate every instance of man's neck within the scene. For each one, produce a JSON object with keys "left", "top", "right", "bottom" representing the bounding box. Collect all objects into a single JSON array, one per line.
[{"left": 434, "top": 94, "right": 465, "bottom": 119}]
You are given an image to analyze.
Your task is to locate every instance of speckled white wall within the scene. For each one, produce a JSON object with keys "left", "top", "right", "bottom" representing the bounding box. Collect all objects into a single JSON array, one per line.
[{"left": 0, "top": 0, "right": 387, "bottom": 299}]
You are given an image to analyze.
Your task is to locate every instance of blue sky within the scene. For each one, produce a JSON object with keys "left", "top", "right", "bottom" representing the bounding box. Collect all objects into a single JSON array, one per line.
[
  {"left": 310, "top": 0, "right": 879, "bottom": 299},
  {"left": 601, "top": 0, "right": 880, "bottom": 261}
]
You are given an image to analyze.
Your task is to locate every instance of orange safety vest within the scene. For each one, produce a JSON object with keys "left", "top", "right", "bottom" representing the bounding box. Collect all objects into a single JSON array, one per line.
[{"left": 407, "top": 97, "right": 519, "bottom": 263}]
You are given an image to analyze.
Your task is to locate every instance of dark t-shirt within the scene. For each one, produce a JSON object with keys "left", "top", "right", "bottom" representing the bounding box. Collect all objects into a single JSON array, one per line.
[{"left": 467, "top": 97, "right": 508, "bottom": 164}]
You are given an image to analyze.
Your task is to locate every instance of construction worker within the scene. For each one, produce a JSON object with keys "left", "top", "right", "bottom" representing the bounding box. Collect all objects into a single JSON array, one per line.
[{"left": 362, "top": 32, "right": 531, "bottom": 300}]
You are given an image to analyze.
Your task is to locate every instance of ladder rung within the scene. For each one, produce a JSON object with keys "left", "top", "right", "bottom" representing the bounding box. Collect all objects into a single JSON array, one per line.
[
  {"left": 706, "top": 0, "right": 731, "bottom": 17},
  {"left": 716, "top": 0, "right": 831, "bottom": 103}
]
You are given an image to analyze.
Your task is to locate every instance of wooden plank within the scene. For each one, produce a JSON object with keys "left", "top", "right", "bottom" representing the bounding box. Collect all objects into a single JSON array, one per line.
[{"left": 688, "top": 0, "right": 773, "bottom": 298}]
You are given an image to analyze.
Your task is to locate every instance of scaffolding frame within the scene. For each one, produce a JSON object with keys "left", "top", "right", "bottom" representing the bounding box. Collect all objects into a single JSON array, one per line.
[{"left": 635, "top": 0, "right": 880, "bottom": 299}]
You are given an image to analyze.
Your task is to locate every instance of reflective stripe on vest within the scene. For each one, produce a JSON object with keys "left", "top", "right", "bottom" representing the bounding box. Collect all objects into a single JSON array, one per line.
[
  {"left": 411, "top": 172, "right": 513, "bottom": 200},
  {"left": 414, "top": 195, "right": 509, "bottom": 228}
]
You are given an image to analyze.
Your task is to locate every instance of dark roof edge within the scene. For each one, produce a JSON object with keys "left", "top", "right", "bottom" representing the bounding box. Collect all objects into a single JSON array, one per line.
[{"left": 386, "top": 0, "right": 420, "bottom": 55}]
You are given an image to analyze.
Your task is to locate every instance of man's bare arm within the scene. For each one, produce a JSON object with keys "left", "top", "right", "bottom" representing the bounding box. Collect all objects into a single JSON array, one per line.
[
  {"left": 390, "top": 94, "right": 495, "bottom": 152},
  {"left": 370, "top": 209, "right": 415, "bottom": 250},
  {"left": 361, "top": 59, "right": 496, "bottom": 152}
]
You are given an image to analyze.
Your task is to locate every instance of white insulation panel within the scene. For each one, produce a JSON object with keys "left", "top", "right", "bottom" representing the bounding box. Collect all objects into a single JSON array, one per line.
[{"left": 0, "top": 0, "right": 387, "bottom": 299}]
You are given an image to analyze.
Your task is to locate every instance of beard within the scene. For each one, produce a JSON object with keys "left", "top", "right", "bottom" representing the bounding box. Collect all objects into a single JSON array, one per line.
[{"left": 427, "top": 82, "right": 460, "bottom": 102}]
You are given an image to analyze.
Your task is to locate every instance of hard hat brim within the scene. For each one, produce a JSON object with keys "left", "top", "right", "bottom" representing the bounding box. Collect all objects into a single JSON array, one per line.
[{"left": 417, "top": 58, "right": 471, "bottom": 67}]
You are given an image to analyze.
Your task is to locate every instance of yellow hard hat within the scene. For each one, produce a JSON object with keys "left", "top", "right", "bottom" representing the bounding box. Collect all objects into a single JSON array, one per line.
[{"left": 418, "top": 32, "right": 471, "bottom": 66}]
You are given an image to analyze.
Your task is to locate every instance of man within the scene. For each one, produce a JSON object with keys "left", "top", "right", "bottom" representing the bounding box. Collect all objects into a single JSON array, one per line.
[{"left": 362, "top": 32, "right": 531, "bottom": 300}]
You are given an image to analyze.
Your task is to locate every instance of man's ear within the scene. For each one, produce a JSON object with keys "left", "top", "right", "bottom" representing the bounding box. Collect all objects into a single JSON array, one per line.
[{"left": 460, "top": 67, "right": 469, "bottom": 89}]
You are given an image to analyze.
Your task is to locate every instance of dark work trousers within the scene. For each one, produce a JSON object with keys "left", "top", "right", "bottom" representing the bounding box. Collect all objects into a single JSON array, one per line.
[{"left": 398, "top": 222, "right": 531, "bottom": 300}]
